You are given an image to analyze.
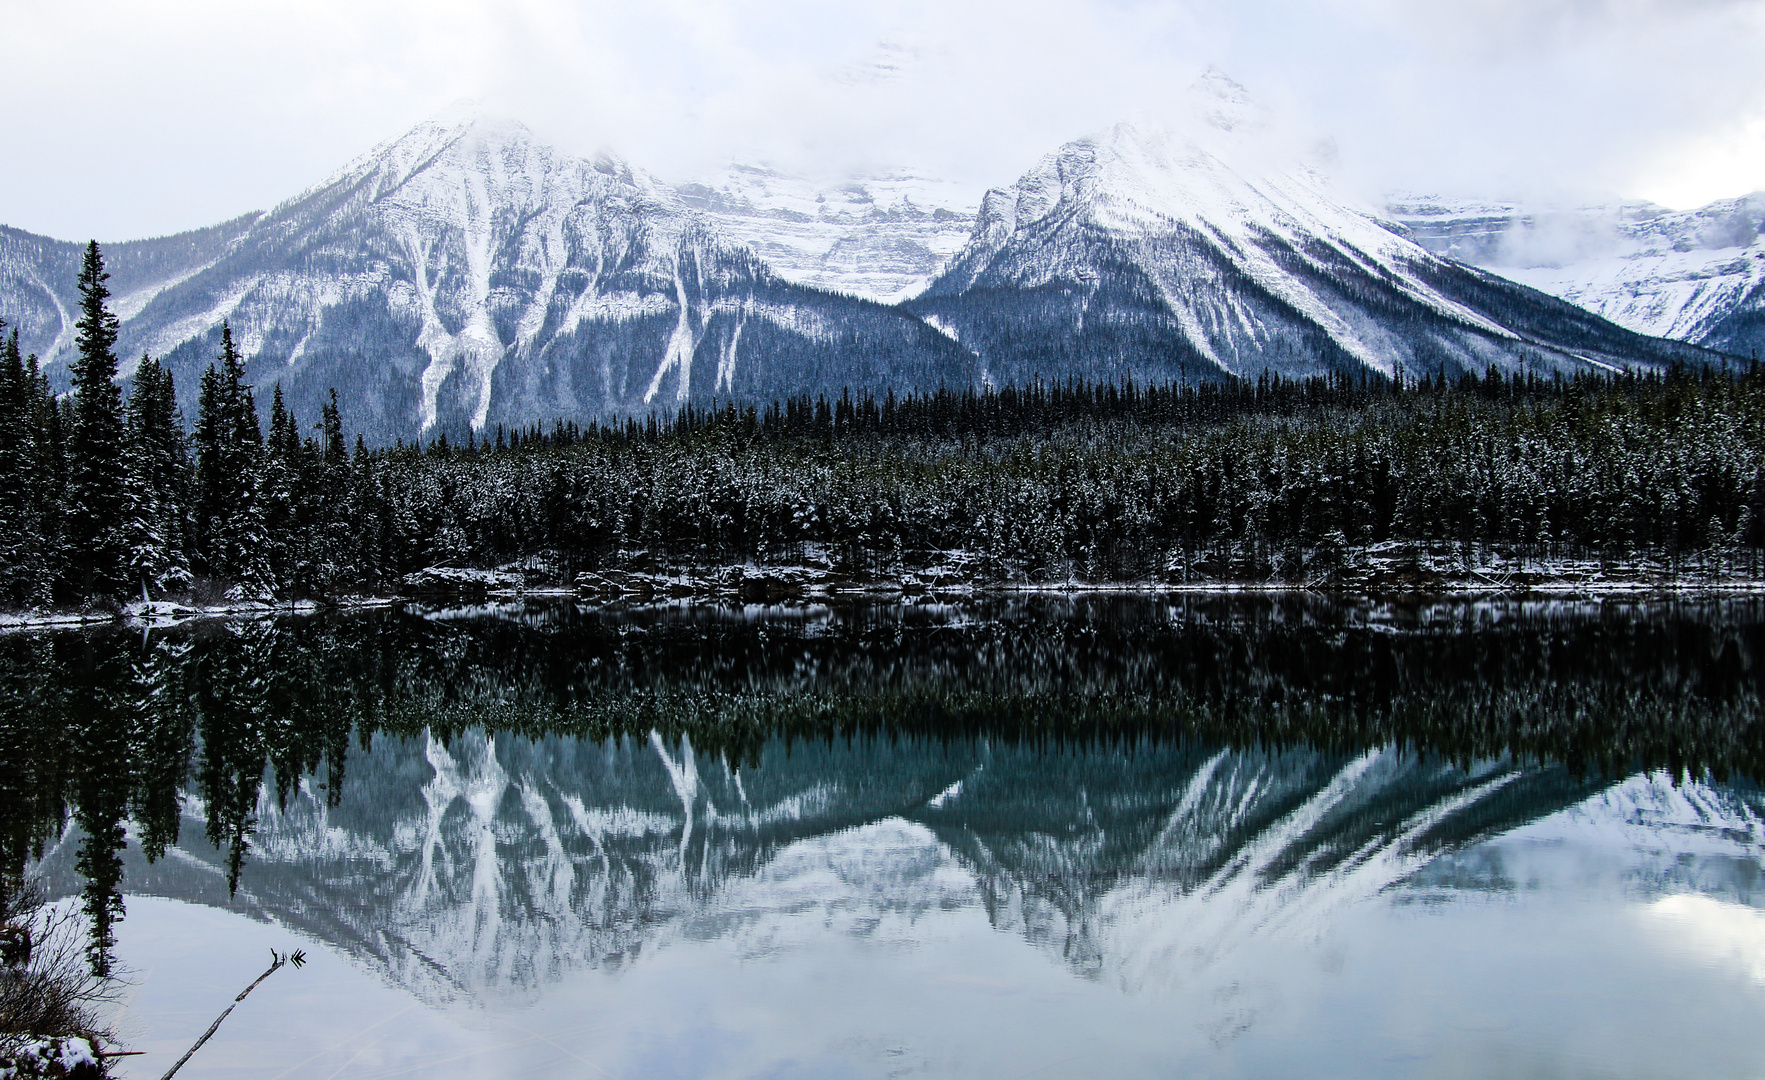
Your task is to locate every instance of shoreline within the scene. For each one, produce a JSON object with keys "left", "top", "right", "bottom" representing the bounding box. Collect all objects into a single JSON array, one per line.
[
  {"left": 0, "top": 595, "right": 402, "bottom": 633},
  {"left": 3, "top": 576, "right": 1763, "bottom": 633}
]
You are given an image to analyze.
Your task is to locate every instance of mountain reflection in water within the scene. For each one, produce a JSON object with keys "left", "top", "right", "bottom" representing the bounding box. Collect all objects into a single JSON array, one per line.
[{"left": 4, "top": 596, "right": 1764, "bottom": 1076}]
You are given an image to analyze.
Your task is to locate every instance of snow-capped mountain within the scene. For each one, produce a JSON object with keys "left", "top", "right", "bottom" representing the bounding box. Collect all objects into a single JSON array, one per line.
[
  {"left": 677, "top": 165, "right": 976, "bottom": 304},
  {"left": 0, "top": 88, "right": 1737, "bottom": 443},
  {"left": 907, "top": 76, "right": 1719, "bottom": 387},
  {"left": 1388, "top": 193, "right": 1765, "bottom": 359},
  {"left": 0, "top": 114, "right": 970, "bottom": 442}
]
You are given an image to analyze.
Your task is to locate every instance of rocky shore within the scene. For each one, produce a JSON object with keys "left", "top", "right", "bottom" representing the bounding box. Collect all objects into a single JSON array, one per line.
[
  {"left": 3, "top": 543, "right": 1760, "bottom": 632},
  {"left": 402, "top": 543, "right": 1765, "bottom": 603}
]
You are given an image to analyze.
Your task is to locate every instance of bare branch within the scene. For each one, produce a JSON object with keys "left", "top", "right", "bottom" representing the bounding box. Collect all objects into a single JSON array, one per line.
[{"left": 157, "top": 948, "right": 302, "bottom": 1080}]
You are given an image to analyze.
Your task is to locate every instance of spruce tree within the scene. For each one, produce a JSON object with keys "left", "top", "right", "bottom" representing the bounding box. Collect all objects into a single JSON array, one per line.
[
  {"left": 193, "top": 358, "right": 227, "bottom": 570},
  {"left": 322, "top": 389, "right": 345, "bottom": 467},
  {"left": 262, "top": 382, "right": 298, "bottom": 590},
  {"left": 66, "top": 241, "right": 129, "bottom": 603},
  {"left": 0, "top": 327, "right": 40, "bottom": 608},
  {"left": 122, "top": 356, "right": 193, "bottom": 599},
  {"left": 311, "top": 389, "right": 357, "bottom": 591},
  {"left": 30, "top": 355, "right": 68, "bottom": 607},
  {"left": 193, "top": 323, "right": 273, "bottom": 597}
]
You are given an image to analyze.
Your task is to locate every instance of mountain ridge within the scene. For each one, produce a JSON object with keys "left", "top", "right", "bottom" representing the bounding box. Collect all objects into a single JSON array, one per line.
[
  {"left": 2, "top": 114, "right": 973, "bottom": 442},
  {"left": 1387, "top": 191, "right": 1765, "bottom": 360},
  {"left": 907, "top": 118, "right": 1721, "bottom": 388},
  {"left": 0, "top": 100, "right": 1739, "bottom": 444},
  {"left": 675, "top": 162, "right": 977, "bottom": 304}
]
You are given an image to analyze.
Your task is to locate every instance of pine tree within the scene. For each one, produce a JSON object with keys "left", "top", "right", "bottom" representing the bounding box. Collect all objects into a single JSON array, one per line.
[
  {"left": 122, "top": 356, "right": 193, "bottom": 599},
  {"left": 305, "top": 388, "right": 353, "bottom": 592},
  {"left": 0, "top": 326, "right": 42, "bottom": 608},
  {"left": 262, "top": 381, "right": 329, "bottom": 594},
  {"left": 65, "top": 241, "right": 129, "bottom": 603},
  {"left": 31, "top": 355, "right": 69, "bottom": 607},
  {"left": 262, "top": 383, "right": 295, "bottom": 588},
  {"left": 193, "top": 323, "right": 273, "bottom": 597}
]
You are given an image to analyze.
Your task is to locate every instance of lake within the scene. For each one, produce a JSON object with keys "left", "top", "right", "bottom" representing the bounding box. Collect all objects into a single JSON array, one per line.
[{"left": 7, "top": 596, "right": 1764, "bottom": 1079}]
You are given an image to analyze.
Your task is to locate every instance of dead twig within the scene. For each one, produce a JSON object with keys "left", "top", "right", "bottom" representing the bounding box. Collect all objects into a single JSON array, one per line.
[{"left": 158, "top": 948, "right": 305, "bottom": 1080}]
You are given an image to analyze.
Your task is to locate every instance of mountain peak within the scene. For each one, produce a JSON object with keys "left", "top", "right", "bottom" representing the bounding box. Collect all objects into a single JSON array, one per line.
[
  {"left": 425, "top": 97, "right": 494, "bottom": 129},
  {"left": 672, "top": 161, "right": 978, "bottom": 303},
  {"left": 912, "top": 106, "right": 1715, "bottom": 388},
  {"left": 1188, "top": 67, "right": 1270, "bottom": 135},
  {"left": 995, "top": 117, "right": 1385, "bottom": 252}
]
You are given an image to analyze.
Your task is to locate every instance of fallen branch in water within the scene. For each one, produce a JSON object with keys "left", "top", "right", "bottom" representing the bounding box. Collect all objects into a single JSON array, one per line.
[{"left": 158, "top": 948, "right": 305, "bottom": 1080}]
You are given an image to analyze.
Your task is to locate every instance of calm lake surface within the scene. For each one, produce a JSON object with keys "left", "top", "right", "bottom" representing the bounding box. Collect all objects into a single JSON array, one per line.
[{"left": 9, "top": 596, "right": 1765, "bottom": 1079}]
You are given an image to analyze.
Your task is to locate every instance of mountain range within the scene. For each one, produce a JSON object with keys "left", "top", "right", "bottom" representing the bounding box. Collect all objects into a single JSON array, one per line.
[
  {"left": 903, "top": 114, "right": 1712, "bottom": 389},
  {"left": 0, "top": 78, "right": 1740, "bottom": 442},
  {"left": 678, "top": 163, "right": 976, "bottom": 304},
  {"left": 0, "top": 114, "right": 971, "bottom": 443},
  {"left": 1387, "top": 191, "right": 1765, "bottom": 360}
]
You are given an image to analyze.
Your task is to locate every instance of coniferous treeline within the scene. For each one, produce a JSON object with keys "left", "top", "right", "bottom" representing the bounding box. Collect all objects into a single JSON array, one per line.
[
  {"left": 0, "top": 245, "right": 357, "bottom": 609},
  {"left": 277, "top": 360, "right": 1765, "bottom": 590},
  {"left": 5, "top": 245, "right": 1765, "bottom": 611}
]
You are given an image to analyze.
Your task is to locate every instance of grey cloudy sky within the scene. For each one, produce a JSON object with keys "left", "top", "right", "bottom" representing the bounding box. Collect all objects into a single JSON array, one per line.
[{"left": 3, "top": 0, "right": 1764, "bottom": 242}]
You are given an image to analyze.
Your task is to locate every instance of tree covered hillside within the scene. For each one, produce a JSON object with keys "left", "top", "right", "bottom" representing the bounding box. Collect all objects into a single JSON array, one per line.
[{"left": 4, "top": 245, "right": 1762, "bottom": 612}]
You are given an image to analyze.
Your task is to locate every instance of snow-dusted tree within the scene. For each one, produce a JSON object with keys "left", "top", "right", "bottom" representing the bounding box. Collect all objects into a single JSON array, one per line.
[
  {"left": 0, "top": 327, "right": 53, "bottom": 608},
  {"left": 121, "top": 356, "right": 194, "bottom": 600},
  {"left": 310, "top": 389, "right": 357, "bottom": 591},
  {"left": 261, "top": 382, "right": 299, "bottom": 590},
  {"left": 65, "top": 242, "right": 129, "bottom": 603},
  {"left": 193, "top": 323, "right": 274, "bottom": 597}
]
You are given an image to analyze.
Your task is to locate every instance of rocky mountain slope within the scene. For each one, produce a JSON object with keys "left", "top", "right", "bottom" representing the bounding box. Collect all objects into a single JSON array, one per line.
[
  {"left": 677, "top": 164, "right": 976, "bottom": 304},
  {"left": 1388, "top": 192, "right": 1765, "bottom": 360},
  {"left": 0, "top": 115, "right": 970, "bottom": 442},
  {"left": 906, "top": 77, "right": 1719, "bottom": 389},
  {"left": 0, "top": 213, "right": 260, "bottom": 373}
]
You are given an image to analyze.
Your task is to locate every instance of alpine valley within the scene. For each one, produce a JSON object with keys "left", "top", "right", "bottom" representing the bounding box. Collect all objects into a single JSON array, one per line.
[{"left": 0, "top": 78, "right": 1741, "bottom": 443}]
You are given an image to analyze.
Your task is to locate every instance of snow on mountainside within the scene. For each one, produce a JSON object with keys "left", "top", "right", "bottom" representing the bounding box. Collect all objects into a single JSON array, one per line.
[
  {"left": 1388, "top": 193, "right": 1765, "bottom": 359},
  {"left": 677, "top": 165, "right": 976, "bottom": 304},
  {"left": 0, "top": 113, "right": 969, "bottom": 442},
  {"left": 0, "top": 213, "right": 261, "bottom": 373},
  {"left": 0, "top": 87, "right": 1739, "bottom": 443},
  {"left": 909, "top": 73, "right": 1721, "bottom": 387}
]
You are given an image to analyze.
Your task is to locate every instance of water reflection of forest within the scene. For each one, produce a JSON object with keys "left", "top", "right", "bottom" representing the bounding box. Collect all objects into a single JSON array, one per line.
[{"left": 3, "top": 596, "right": 1761, "bottom": 977}]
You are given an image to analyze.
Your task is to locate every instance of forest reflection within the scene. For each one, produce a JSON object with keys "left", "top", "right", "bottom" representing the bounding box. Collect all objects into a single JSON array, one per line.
[{"left": 2, "top": 595, "right": 1761, "bottom": 979}]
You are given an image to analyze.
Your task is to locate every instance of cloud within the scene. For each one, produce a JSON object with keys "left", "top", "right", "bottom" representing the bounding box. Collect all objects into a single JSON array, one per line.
[
  {"left": 1227, "top": 0, "right": 1765, "bottom": 206},
  {"left": 0, "top": 0, "right": 1761, "bottom": 242}
]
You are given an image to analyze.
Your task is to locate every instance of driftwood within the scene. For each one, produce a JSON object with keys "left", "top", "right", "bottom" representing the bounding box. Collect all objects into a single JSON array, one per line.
[{"left": 158, "top": 948, "right": 305, "bottom": 1080}]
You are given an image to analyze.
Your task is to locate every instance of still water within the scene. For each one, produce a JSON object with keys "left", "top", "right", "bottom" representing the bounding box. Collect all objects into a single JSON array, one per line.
[{"left": 7, "top": 597, "right": 1764, "bottom": 1078}]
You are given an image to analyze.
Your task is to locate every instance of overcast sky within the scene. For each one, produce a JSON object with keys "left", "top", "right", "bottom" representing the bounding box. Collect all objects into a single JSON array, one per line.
[{"left": 3, "top": 0, "right": 1764, "bottom": 242}]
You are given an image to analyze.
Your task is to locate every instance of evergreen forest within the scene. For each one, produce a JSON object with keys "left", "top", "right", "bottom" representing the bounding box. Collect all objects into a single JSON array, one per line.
[{"left": 4, "top": 244, "right": 1765, "bottom": 613}]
